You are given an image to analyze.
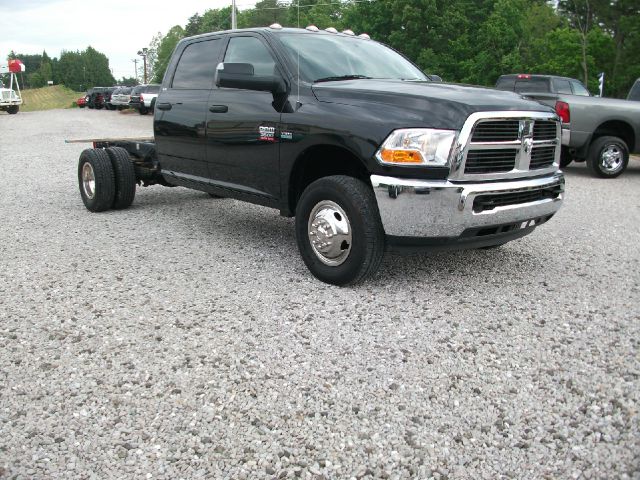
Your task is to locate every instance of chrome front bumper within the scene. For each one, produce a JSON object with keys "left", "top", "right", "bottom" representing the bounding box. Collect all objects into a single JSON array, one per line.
[{"left": 371, "top": 173, "right": 564, "bottom": 238}]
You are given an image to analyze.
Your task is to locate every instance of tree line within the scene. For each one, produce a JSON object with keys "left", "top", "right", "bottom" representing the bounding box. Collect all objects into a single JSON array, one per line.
[
  {"left": 5, "top": 47, "right": 117, "bottom": 92},
  {"left": 148, "top": 0, "right": 639, "bottom": 98}
]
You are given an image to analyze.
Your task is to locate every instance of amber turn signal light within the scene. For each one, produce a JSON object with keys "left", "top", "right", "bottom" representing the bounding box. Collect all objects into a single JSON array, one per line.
[{"left": 379, "top": 149, "right": 424, "bottom": 164}]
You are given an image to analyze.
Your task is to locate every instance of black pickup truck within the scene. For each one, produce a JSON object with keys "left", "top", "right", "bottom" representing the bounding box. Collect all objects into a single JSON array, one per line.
[{"left": 74, "top": 26, "right": 564, "bottom": 285}]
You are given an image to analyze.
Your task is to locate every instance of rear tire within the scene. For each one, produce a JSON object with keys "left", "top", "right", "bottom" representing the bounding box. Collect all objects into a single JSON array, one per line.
[
  {"left": 295, "top": 175, "right": 385, "bottom": 286},
  {"left": 78, "top": 149, "right": 115, "bottom": 212},
  {"left": 105, "top": 147, "right": 136, "bottom": 209},
  {"left": 7, "top": 105, "right": 19, "bottom": 114},
  {"left": 139, "top": 106, "right": 148, "bottom": 115},
  {"left": 587, "top": 136, "right": 629, "bottom": 178}
]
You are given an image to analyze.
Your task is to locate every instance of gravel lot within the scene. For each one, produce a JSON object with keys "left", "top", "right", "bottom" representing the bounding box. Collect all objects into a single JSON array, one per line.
[{"left": 0, "top": 108, "right": 639, "bottom": 480}]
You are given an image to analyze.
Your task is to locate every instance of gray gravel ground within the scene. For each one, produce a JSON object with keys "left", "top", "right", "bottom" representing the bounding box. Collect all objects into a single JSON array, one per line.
[{"left": 0, "top": 108, "right": 639, "bottom": 480}]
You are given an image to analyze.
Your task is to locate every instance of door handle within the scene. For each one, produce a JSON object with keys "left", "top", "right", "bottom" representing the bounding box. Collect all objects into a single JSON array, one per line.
[
  {"left": 156, "top": 102, "right": 172, "bottom": 111},
  {"left": 209, "top": 105, "right": 228, "bottom": 113}
]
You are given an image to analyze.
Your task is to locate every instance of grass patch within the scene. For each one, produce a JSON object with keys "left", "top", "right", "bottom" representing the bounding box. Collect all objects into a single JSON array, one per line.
[{"left": 19, "top": 85, "right": 83, "bottom": 112}]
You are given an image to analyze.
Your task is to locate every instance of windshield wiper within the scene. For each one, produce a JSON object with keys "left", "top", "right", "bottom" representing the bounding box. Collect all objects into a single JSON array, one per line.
[{"left": 314, "top": 75, "right": 373, "bottom": 83}]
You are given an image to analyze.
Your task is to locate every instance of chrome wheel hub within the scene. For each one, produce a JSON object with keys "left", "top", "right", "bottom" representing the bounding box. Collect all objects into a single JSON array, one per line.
[
  {"left": 82, "top": 162, "right": 96, "bottom": 199},
  {"left": 308, "top": 200, "right": 352, "bottom": 266},
  {"left": 600, "top": 145, "right": 623, "bottom": 172}
]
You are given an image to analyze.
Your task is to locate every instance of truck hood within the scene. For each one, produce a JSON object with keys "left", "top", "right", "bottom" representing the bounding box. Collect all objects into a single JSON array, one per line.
[{"left": 312, "top": 79, "right": 555, "bottom": 130}]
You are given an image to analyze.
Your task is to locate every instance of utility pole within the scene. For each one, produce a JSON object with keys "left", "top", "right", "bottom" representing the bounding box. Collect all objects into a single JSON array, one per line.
[
  {"left": 231, "top": 0, "right": 237, "bottom": 29},
  {"left": 137, "top": 48, "right": 148, "bottom": 84},
  {"left": 132, "top": 59, "right": 138, "bottom": 82}
]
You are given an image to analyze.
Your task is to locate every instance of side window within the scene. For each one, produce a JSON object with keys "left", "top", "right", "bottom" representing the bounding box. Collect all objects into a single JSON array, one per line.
[
  {"left": 553, "top": 79, "right": 572, "bottom": 94},
  {"left": 172, "top": 39, "right": 222, "bottom": 89},
  {"left": 224, "top": 36, "right": 277, "bottom": 77},
  {"left": 629, "top": 80, "right": 640, "bottom": 101},
  {"left": 570, "top": 81, "right": 590, "bottom": 96}
]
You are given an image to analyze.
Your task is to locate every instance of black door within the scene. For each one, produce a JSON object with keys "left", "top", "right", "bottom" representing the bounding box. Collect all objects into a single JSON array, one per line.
[
  {"left": 155, "top": 38, "right": 223, "bottom": 179},
  {"left": 205, "top": 35, "right": 283, "bottom": 201}
]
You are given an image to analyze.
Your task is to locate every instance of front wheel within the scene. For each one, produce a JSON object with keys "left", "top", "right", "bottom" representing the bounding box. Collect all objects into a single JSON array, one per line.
[
  {"left": 587, "top": 136, "right": 629, "bottom": 178},
  {"left": 295, "top": 175, "right": 385, "bottom": 286},
  {"left": 7, "top": 105, "right": 19, "bottom": 114}
]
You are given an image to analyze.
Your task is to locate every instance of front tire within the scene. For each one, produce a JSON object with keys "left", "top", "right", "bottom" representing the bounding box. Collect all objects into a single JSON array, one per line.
[
  {"left": 295, "top": 175, "right": 385, "bottom": 286},
  {"left": 78, "top": 149, "right": 115, "bottom": 212},
  {"left": 560, "top": 147, "right": 573, "bottom": 168},
  {"left": 7, "top": 105, "right": 19, "bottom": 114},
  {"left": 105, "top": 147, "right": 136, "bottom": 209},
  {"left": 587, "top": 136, "right": 629, "bottom": 178}
]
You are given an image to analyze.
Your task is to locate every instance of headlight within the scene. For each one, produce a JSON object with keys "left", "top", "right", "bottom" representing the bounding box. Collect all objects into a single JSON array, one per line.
[{"left": 375, "top": 128, "right": 457, "bottom": 167}]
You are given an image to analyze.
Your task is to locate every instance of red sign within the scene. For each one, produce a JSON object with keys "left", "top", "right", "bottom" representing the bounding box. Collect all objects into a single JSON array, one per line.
[{"left": 8, "top": 59, "right": 25, "bottom": 73}]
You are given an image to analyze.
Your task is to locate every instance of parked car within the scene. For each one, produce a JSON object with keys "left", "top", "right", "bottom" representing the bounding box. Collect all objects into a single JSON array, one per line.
[
  {"left": 110, "top": 87, "right": 132, "bottom": 110},
  {"left": 129, "top": 84, "right": 160, "bottom": 115},
  {"left": 77, "top": 96, "right": 87, "bottom": 108},
  {"left": 627, "top": 78, "right": 640, "bottom": 101},
  {"left": 496, "top": 73, "right": 640, "bottom": 178},
  {"left": 104, "top": 87, "right": 119, "bottom": 110},
  {"left": 0, "top": 87, "right": 22, "bottom": 114},
  {"left": 86, "top": 87, "right": 107, "bottom": 109}
]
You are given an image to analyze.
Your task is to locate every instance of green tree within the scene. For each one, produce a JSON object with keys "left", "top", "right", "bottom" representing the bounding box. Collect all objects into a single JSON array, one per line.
[
  {"left": 240, "top": 0, "right": 288, "bottom": 28},
  {"left": 201, "top": 6, "right": 233, "bottom": 32},
  {"left": 151, "top": 25, "right": 185, "bottom": 83},
  {"left": 56, "top": 47, "right": 115, "bottom": 91},
  {"left": 138, "top": 0, "right": 639, "bottom": 98},
  {"left": 119, "top": 76, "right": 139, "bottom": 87}
]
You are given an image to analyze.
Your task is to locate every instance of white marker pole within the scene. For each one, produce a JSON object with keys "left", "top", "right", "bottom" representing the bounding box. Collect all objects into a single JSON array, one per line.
[{"left": 231, "top": 0, "right": 237, "bottom": 29}]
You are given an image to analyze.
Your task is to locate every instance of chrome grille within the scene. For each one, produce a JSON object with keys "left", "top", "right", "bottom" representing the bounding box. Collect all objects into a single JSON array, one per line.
[
  {"left": 530, "top": 146, "right": 555, "bottom": 169},
  {"left": 473, "top": 182, "right": 563, "bottom": 213},
  {"left": 533, "top": 121, "right": 557, "bottom": 140},
  {"left": 465, "top": 149, "right": 518, "bottom": 173},
  {"left": 471, "top": 120, "right": 520, "bottom": 142},
  {"left": 454, "top": 114, "right": 560, "bottom": 179}
]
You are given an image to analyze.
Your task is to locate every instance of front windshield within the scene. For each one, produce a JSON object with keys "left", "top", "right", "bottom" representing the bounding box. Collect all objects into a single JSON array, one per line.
[{"left": 277, "top": 33, "right": 427, "bottom": 83}]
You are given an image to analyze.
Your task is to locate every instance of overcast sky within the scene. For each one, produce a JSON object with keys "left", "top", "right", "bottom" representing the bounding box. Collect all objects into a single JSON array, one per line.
[{"left": 0, "top": 0, "right": 256, "bottom": 81}]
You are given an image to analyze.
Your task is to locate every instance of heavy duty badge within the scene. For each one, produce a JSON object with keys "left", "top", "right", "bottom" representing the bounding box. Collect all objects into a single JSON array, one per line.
[{"left": 259, "top": 126, "right": 276, "bottom": 142}]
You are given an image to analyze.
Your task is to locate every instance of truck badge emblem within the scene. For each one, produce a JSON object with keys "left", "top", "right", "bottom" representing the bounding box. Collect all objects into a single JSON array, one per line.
[{"left": 259, "top": 126, "right": 276, "bottom": 142}]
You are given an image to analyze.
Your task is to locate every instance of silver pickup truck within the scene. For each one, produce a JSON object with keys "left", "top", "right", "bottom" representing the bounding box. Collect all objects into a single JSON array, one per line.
[{"left": 496, "top": 74, "right": 640, "bottom": 178}]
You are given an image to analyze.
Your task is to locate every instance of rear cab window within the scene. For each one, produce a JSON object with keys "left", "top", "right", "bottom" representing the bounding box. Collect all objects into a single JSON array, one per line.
[{"left": 514, "top": 77, "right": 551, "bottom": 94}]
